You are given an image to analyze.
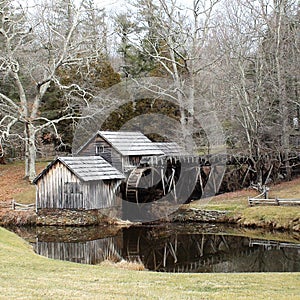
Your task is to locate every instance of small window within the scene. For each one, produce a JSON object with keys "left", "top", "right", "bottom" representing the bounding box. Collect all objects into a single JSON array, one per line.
[{"left": 95, "top": 144, "right": 105, "bottom": 155}]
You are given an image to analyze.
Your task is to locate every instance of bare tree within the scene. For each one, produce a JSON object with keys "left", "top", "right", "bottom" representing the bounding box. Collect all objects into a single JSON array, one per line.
[
  {"left": 266, "top": 0, "right": 299, "bottom": 180},
  {"left": 0, "top": 0, "right": 107, "bottom": 181},
  {"left": 211, "top": 0, "right": 299, "bottom": 184},
  {"left": 118, "top": 0, "right": 222, "bottom": 154}
]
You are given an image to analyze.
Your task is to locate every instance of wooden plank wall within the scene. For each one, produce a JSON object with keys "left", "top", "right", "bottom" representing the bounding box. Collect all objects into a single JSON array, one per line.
[
  {"left": 77, "top": 136, "right": 110, "bottom": 156},
  {"left": 85, "top": 180, "right": 122, "bottom": 209},
  {"left": 36, "top": 162, "right": 122, "bottom": 210},
  {"left": 36, "top": 162, "right": 82, "bottom": 209},
  {"left": 111, "top": 148, "right": 123, "bottom": 171},
  {"left": 35, "top": 237, "right": 122, "bottom": 264}
]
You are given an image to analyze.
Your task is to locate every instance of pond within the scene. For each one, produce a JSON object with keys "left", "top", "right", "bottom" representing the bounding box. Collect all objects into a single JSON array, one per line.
[{"left": 13, "top": 224, "right": 300, "bottom": 273}]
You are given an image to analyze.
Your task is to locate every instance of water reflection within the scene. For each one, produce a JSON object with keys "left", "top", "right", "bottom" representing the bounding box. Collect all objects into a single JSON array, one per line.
[{"left": 18, "top": 225, "right": 300, "bottom": 273}]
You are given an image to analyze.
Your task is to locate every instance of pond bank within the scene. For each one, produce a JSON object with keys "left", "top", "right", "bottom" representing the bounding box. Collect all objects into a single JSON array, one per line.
[
  {"left": 1, "top": 203, "right": 299, "bottom": 233},
  {"left": 169, "top": 206, "right": 300, "bottom": 232}
]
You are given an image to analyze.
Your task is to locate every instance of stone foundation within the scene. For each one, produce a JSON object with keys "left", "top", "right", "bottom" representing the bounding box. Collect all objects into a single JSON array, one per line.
[
  {"left": 170, "top": 207, "right": 229, "bottom": 223},
  {"left": 36, "top": 207, "right": 229, "bottom": 226},
  {"left": 36, "top": 208, "right": 118, "bottom": 226}
]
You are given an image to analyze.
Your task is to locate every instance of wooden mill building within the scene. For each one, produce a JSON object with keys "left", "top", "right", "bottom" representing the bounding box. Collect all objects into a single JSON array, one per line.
[
  {"left": 76, "top": 131, "right": 164, "bottom": 172},
  {"left": 34, "top": 156, "right": 125, "bottom": 210}
]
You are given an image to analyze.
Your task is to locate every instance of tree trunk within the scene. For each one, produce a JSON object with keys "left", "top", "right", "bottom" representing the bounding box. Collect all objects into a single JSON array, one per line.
[
  {"left": 275, "top": 0, "right": 291, "bottom": 180},
  {"left": 24, "top": 122, "right": 36, "bottom": 182}
]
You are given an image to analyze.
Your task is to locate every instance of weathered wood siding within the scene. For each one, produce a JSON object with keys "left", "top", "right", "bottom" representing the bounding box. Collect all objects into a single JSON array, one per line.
[
  {"left": 78, "top": 136, "right": 110, "bottom": 157},
  {"left": 111, "top": 148, "right": 123, "bottom": 171},
  {"left": 36, "top": 161, "right": 121, "bottom": 210},
  {"left": 35, "top": 237, "right": 122, "bottom": 264},
  {"left": 77, "top": 135, "right": 123, "bottom": 171},
  {"left": 84, "top": 179, "right": 122, "bottom": 209}
]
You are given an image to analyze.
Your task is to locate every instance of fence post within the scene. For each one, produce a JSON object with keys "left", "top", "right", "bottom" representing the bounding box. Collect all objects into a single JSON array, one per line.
[
  {"left": 264, "top": 186, "right": 269, "bottom": 199},
  {"left": 248, "top": 197, "right": 252, "bottom": 206},
  {"left": 11, "top": 199, "right": 15, "bottom": 210}
]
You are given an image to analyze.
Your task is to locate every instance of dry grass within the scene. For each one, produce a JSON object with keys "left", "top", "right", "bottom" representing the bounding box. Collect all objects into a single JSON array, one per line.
[
  {"left": 0, "top": 160, "right": 48, "bottom": 204},
  {"left": 101, "top": 259, "right": 147, "bottom": 271},
  {"left": 186, "top": 176, "right": 300, "bottom": 211}
]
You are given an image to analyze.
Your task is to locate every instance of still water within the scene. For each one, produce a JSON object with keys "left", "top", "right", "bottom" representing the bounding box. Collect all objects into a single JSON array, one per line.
[{"left": 15, "top": 224, "right": 300, "bottom": 273}]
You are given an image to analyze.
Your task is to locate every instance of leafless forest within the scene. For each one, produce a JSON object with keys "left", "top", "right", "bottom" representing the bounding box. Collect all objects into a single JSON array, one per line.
[{"left": 0, "top": 0, "right": 299, "bottom": 187}]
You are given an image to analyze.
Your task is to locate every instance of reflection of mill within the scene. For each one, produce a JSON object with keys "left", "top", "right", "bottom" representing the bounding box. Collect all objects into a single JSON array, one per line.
[
  {"left": 35, "top": 227, "right": 123, "bottom": 265},
  {"left": 34, "top": 227, "right": 300, "bottom": 272},
  {"left": 123, "top": 228, "right": 300, "bottom": 273},
  {"left": 36, "top": 238, "right": 122, "bottom": 264},
  {"left": 123, "top": 228, "right": 254, "bottom": 272}
]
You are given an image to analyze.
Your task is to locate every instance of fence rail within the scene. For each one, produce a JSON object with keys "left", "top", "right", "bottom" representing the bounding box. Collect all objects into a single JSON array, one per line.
[
  {"left": 249, "top": 239, "right": 300, "bottom": 249},
  {"left": 248, "top": 197, "right": 300, "bottom": 206},
  {"left": 11, "top": 200, "right": 35, "bottom": 210}
]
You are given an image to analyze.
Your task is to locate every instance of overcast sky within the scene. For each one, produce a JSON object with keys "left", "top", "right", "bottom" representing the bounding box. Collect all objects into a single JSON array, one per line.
[
  {"left": 81, "top": 0, "right": 196, "bottom": 12},
  {"left": 94, "top": 0, "right": 126, "bottom": 10},
  {"left": 22, "top": 0, "right": 197, "bottom": 12}
]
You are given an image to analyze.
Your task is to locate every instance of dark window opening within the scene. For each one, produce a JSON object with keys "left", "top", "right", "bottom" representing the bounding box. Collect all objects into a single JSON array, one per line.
[{"left": 95, "top": 144, "right": 105, "bottom": 155}]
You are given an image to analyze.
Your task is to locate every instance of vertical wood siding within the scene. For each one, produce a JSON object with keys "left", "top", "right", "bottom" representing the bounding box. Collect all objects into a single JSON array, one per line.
[
  {"left": 36, "top": 161, "right": 122, "bottom": 210},
  {"left": 111, "top": 149, "right": 123, "bottom": 171},
  {"left": 35, "top": 237, "right": 122, "bottom": 264}
]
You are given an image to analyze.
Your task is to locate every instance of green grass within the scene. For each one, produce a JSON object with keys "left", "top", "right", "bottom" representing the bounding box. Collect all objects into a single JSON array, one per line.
[{"left": 0, "top": 227, "right": 300, "bottom": 299}]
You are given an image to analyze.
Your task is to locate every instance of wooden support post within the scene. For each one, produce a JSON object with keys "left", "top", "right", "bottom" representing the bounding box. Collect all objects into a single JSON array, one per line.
[
  {"left": 167, "top": 169, "right": 175, "bottom": 194},
  {"left": 163, "top": 243, "right": 167, "bottom": 267},
  {"left": 161, "top": 169, "right": 166, "bottom": 195},
  {"left": 199, "top": 168, "right": 203, "bottom": 195},
  {"left": 264, "top": 186, "right": 269, "bottom": 199}
]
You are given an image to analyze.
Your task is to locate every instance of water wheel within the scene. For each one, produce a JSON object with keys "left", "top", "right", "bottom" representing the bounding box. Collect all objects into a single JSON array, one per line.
[
  {"left": 125, "top": 166, "right": 178, "bottom": 203},
  {"left": 126, "top": 168, "right": 146, "bottom": 202}
]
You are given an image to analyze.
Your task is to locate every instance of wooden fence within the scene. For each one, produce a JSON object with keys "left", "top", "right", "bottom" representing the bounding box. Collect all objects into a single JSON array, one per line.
[
  {"left": 249, "top": 239, "right": 300, "bottom": 249},
  {"left": 248, "top": 196, "right": 300, "bottom": 206},
  {"left": 11, "top": 200, "right": 35, "bottom": 210}
]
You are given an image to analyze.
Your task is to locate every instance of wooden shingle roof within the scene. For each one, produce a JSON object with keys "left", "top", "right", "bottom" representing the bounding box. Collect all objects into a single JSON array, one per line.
[
  {"left": 153, "top": 142, "right": 187, "bottom": 156},
  {"left": 97, "top": 131, "right": 164, "bottom": 156},
  {"left": 34, "top": 156, "right": 125, "bottom": 183}
]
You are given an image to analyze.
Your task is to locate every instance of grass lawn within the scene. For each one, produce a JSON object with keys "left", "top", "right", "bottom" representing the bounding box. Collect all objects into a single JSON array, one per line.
[
  {"left": 0, "top": 227, "right": 300, "bottom": 300},
  {"left": 0, "top": 162, "right": 300, "bottom": 298}
]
